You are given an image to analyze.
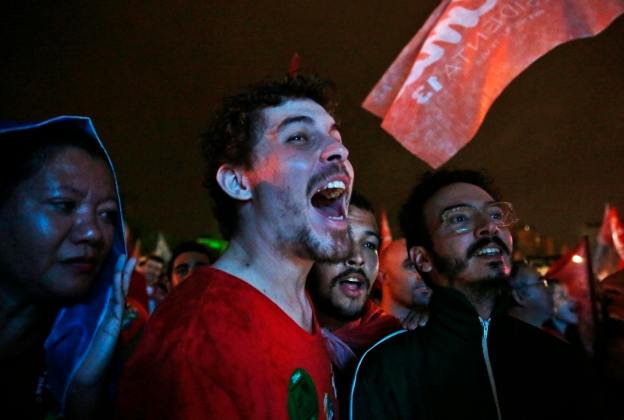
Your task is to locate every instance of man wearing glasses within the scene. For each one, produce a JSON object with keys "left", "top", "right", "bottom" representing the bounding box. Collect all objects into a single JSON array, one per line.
[
  {"left": 508, "top": 262, "right": 554, "bottom": 328},
  {"left": 350, "top": 170, "right": 595, "bottom": 420}
]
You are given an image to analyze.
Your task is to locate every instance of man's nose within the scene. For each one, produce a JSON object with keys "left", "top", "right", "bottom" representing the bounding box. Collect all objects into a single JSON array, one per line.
[
  {"left": 320, "top": 137, "right": 349, "bottom": 163},
  {"left": 475, "top": 212, "right": 501, "bottom": 237},
  {"left": 347, "top": 249, "right": 365, "bottom": 267}
]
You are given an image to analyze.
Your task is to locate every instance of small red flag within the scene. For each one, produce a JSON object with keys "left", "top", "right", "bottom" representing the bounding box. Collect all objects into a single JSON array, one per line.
[
  {"left": 379, "top": 208, "right": 393, "bottom": 253},
  {"left": 364, "top": 0, "right": 624, "bottom": 168},
  {"left": 593, "top": 204, "right": 624, "bottom": 280},
  {"left": 288, "top": 53, "right": 301, "bottom": 77},
  {"left": 546, "top": 238, "right": 598, "bottom": 356}
]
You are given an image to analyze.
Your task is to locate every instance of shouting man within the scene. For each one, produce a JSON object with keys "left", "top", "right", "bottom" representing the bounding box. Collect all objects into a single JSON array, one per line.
[{"left": 118, "top": 75, "right": 353, "bottom": 419}]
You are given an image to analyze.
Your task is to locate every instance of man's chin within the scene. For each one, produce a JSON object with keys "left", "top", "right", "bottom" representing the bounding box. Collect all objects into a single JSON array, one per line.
[{"left": 303, "top": 228, "right": 353, "bottom": 263}]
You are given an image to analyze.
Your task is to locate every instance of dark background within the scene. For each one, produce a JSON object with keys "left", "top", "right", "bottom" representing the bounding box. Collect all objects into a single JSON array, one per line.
[{"left": 2, "top": 1, "right": 623, "bottom": 252}]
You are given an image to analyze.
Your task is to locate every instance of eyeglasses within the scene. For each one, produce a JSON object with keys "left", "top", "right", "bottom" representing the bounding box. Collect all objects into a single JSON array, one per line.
[
  {"left": 518, "top": 278, "right": 550, "bottom": 290},
  {"left": 440, "top": 202, "right": 518, "bottom": 234}
]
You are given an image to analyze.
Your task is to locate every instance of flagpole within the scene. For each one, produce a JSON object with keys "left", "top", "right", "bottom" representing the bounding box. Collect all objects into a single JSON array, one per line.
[{"left": 583, "top": 235, "right": 602, "bottom": 361}]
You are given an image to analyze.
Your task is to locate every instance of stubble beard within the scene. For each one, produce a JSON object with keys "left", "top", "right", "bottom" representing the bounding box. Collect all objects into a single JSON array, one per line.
[
  {"left": 431, "top": 251, "right": 509, "bottom": 304},
  {"left": 292, "top": 224, "right": 353, "bottom": 263},
  {"left": 308, "top": 271, "right": 367, "bottom": 323},
  {"left": 273, "top": 184, "right": 353, "bottom": 263}
]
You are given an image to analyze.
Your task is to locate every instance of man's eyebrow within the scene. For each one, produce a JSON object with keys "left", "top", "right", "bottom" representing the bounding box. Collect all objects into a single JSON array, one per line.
[
  {"left": 440, "top": 203, "right": 472, "bottom": 214},
  {"left": 367, "top": 231, "right": 381, "bottom": 243},
  {"left": 439, "top": 200, "right": 497, "bottom": 215},
  {"left": 276, "top": 115, "right": 314, "bottom": 131}
]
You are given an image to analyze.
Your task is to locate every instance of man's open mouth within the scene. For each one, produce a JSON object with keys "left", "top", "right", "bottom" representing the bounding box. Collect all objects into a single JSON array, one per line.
[
  {"left": 474, "top": 247, "right": 502, "bottom": 257},
  {"left": 310, "top": 179, "right": 348, "bottom": 221},
  {"left": 334, "top": 271, "right": 369, "bottom": 298}
]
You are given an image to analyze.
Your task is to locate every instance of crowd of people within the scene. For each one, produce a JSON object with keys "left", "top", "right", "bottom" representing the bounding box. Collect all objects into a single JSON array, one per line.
[{"left": 1, "top": 74, "right": 623, "bottom": 419}]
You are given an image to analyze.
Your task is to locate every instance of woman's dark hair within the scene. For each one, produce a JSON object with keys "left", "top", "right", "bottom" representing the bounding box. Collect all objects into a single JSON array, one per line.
[{"left": 0, "top": 120, "right": 107, "bottom": 205}]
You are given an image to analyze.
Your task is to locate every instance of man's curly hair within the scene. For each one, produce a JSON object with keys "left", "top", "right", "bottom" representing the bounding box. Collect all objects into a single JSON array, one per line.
[{"left": 201, "top": 74, "right": 337, "bottom": 239}]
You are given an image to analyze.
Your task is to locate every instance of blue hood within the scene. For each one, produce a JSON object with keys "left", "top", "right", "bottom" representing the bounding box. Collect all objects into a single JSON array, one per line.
[{"left": 0, "top": 116, "right": 126, "bottom": 410}]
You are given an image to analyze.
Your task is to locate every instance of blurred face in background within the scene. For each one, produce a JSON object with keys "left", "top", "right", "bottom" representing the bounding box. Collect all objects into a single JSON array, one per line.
[
  {"left": 381, "top": 239, "right": 431, "bottom": 308},
  {"left": 308, "top": 206, "right": 380, "bottom": 323},
  {"left": 171, "top": 251, "right": 212, "bottom": 287},
  {"left": 551, "top": 282, "right": 578, "bottom": 324}
]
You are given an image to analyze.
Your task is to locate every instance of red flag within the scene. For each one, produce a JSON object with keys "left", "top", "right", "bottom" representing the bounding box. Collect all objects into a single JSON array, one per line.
[
  {"left": 379, "top": 208, "right": 393, "bottom": 253},
  {"left": 546, "top": 238, "right": 598, "bottom": 356},
  {"left": 593, "top": 204, "right": 624, "bottom": 280},
  {"left": 363, "top": 0, "right": 624, "bottom": 168}
]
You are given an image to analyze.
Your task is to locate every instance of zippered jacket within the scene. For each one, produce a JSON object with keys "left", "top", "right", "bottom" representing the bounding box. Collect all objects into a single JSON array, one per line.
[{"left": 350, "top": 287, "right": 597, "bottom": 420}]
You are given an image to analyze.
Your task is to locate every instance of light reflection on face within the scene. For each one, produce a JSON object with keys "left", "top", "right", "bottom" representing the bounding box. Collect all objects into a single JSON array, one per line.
[
  {"left": 245, "top": 99, "right": 354, "bottom": 263},
  {"left": 0, "top": 147, "right": 117, "bottom": 301}
]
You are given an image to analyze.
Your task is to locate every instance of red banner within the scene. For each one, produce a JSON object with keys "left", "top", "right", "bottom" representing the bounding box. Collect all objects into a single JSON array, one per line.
[
  {"left": 546, "top": 239, "right": 597, "bottom": 356},
  {"left": 364, "top": 0, "right": 624, "bottom": 168},
  {"left": 593, "top": 204, "right": 624, "bottom": 280}
]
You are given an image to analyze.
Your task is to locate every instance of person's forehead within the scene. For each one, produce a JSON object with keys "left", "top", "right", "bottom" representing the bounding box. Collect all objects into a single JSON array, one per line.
[
  {"left": 174, "top": 251, "right": 211, "bottom": 265},
  {"left": 22, "top": 149, "right": 115, "bottom": 207},
  {"left": 260, "top": 98, "right": 334, "bottom": 130},
  {"left": 348, "top": 206, "right": 378, "bottom": 237},
  {"left": 382, "top": 240, "right": 407, "bottom": 264},
  {"left": 425, "top": 182, "right": 495, "bottom": 219}
]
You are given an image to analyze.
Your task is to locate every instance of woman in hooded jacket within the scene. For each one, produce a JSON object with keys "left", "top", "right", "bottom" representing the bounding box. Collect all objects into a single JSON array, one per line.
[{"left": 0, "top": 116, "right": 135, "bottom": 418}]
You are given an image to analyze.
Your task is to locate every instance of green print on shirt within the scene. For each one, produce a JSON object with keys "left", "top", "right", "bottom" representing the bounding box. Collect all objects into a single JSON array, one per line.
[{"left": 287, "top": 368, "right": 319, "bottom": 420}]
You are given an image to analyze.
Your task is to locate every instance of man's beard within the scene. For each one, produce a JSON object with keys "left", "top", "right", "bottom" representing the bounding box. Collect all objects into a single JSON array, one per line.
[
  {"left": 273, "top": 183, "right": 353, "bottom": 263},
  {"left": 429, "top": 236, "right": 511, "bottom": 297},
  {"left": 308, "top": 268, "right": 370, "bottom": 323},
  {"left": 290, "top": 223, "right": 353, "bottom": 263}
]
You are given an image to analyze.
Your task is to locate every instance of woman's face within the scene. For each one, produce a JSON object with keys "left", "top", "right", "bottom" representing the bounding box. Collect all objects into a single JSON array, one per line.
[{"left": 0, "top": 146, "right": 118, "bottom": 301}]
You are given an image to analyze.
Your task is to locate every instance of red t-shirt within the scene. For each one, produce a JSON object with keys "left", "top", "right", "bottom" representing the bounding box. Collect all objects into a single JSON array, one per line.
[{"left": 117, "top": 267, "right": 337, "bottom": 419}]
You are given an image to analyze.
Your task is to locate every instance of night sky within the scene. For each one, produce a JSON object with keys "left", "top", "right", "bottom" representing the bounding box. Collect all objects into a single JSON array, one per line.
[{"left": 2, "top": 2, "right": 623, "bottom": 251}]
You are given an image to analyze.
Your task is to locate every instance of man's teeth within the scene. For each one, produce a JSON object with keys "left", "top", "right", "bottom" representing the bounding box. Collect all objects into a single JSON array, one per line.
[
  {"left": 476, "top": 247, "right": 501, "bottom": 256},
  {"left": 341, "top": 277, "right": 363, "bottom": 286},
  {"left": 317, "top": 180, "right": 346, "bottom": 199},
  {"left": 325, "top": 180, "right": 346, "bottom": 190}
]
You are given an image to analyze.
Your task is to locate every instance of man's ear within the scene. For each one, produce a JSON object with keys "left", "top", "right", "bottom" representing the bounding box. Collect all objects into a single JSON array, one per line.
[
  {"left": 510, "top": 289, "right": 525, "bottom": 306},
  {"left": 410, "top": 246, "right": 432, "bottom": 274},
  {"left": 376, "top": 270, "right": 386, "bottom": 287},
  {"left": 216, "top": 164, "right": 252, "bottom": 201}
]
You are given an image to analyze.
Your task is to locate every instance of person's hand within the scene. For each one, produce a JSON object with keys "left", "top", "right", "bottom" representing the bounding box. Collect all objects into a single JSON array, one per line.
[
  {"left": 65, "top": 255, "right": 136, "bottom": 418},
  {"left": 401, "top": 307, "right": 429, "bottom": 330}
]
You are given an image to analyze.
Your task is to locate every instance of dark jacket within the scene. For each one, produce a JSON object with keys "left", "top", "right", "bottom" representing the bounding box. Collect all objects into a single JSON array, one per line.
[{"left": 350, "top": 287, "right": 597, "bottom": 420}]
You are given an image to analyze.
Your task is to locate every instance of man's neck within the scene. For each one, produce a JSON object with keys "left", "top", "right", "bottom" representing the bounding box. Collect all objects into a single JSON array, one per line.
[
  {"left": 317, "top": 312, "right": 350, "bottom": 332},
  {"left": 508, "top": 307, "right": 542, "bottom": 328},
  {"left": 214, "top": 233, "right": 315, "bottom": 332},
  {"left": 380, "top": 295, "right": 411, "bottom": 322},
  {"left": 454, "top": 283, "right": 498, "bottom": 320}
]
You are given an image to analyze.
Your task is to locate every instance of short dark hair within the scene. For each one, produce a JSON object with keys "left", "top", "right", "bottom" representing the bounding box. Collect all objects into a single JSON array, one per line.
[
  {"left": 167, "top": 241, "right": 217, "bottom": 277},
  {"left": 349, "top": 190, "right": 375, "bottom": 216},
  {"left": 201, "top": 74, "right": 337, "bottom": 239},
  {"left": 141, "top": 254, "right": 165, "bottom": 266},
  {"left": 399, "top": 169, "right": 500, "bottom": 253},
  {"left": 0, "top": 121, "right": 107, "bottom": 205}
]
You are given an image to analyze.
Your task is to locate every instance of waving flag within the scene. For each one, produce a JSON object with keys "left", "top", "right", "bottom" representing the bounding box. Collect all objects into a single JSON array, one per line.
[
  {"left": 594, "top": 204, "right": 624, "bottom": 280},
  {"left": 364, "top": 0, "right": 624, "bottom": 168},
  {"left": 546, "top": 237, "right": 599, "bottom": 356}
]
